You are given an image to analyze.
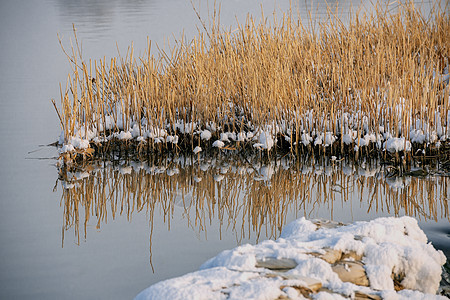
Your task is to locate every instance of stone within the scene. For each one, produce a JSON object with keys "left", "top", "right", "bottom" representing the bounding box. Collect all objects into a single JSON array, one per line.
[
  {"left": 316, "top": 288, "right": 381, "bottom": 300},
  {"left": 286, "top": 286, "right": 313, "bottom": 299},
  {"left": 307, "top": 248, "right": 343, "bottom": 264},
  {"left": 280, "top": 276, "right": 322, "bottom": 292},
  {"left": 280, "top": 277, "right": 322, "bottom": 298},
  {"left": 332, "top": 260, "right": 369, "bottom": 286},
  {"left": 320, "top": 248, "right": 343, "bottom": 264},
  {"left": 312, "top": 219, "right": 345, "bottom": 230},
  {"left": 392, "top": 271, "right": 405, "bottom": 291},
  {"left": 354, "top": 291, "right": 381, "bottom": 300},
  {"left": 256, "top": 257, "right": 298, "bottom": 271},
  {"left": 341, "top": 250, "right": 363, "bottom": 261}
]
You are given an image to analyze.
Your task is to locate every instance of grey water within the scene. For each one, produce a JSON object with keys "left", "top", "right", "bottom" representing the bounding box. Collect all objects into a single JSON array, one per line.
[{"left": 0, "top": 0, "right": 448, "bottom": 299}]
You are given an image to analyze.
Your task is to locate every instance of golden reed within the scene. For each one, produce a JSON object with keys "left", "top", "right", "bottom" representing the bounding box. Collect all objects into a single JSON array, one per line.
[{"left": 53, "top": 1, "right": 449, "bottom": 164}]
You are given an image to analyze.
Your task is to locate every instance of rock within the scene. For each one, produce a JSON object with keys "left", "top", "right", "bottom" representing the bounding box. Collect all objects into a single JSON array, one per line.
[
  {"left": 316, "top": 288, "right": 381, "bottom": 300},
  {"left": 280, "top": 276, "right": 322, "bottom": 292},
  {"left": 354, "top": 291, "right": 381, "bottom": 300},
  {"left": 285, "top": 286, "right": 313, "bottom": 298},
  {"left": 392, "top": 271, "right": 405, "bottom": 291},
  {"left": 341, "top": 250, "right": 363, "bottom": 261},
  {"left": 320, "top": 248, "right": 343, "bottom": 264},
  {"left": 312, "top": 219, "right": 345, "bottom": 230},
  {"left": 354, "top": 235, "right": 364, "bottom": 241},
  {"left": 256, "top": 257, "right": 298, "bottom": 271},
  {"left": 280, "top": 277, "right": 322, "bottom": 298},
  {"left": 137, "top": 217, "right": 446, "bottom": 299},
  {"left": 332, "top": 260, "right": 369, "bottom": 286},
  {"left": 308, "top": 248, "right": 343, "bottom": 264}
]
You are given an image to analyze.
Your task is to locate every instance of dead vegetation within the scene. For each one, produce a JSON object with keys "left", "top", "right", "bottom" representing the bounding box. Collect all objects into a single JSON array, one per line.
[{"left": 53, "top": 1, "right": 450, "bottom": 164}]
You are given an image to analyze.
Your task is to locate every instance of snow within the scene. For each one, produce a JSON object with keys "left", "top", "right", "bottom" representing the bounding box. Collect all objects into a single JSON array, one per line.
[
  {"left": 343, "top": 130, "right": 358, "bottom": 145},
  {"left": 135, "top": 216, "right": 446, "bottom": 300},
  {"left": 312, "top": 292, "right": 347, "bottom": 299},
  {"left": 166, "top": 135, "right": 179, "bottom": 144},
  {"left": 227, "top": 132, "right": 237, "bottom": 141},
  {"left": 60, "top": 144, "right": 75, "bottom": 153},
  {"left": 70, "top": 137, "right": 90, "bottom": 149},
  {"left": 220, "top": 132, "right": 230, "bottom": 142},
  {"left": 212, "top": 140, "right": 225, "bottom": 148},
  {"left": 193, "top": 146, "right": 202, "bottom": 154},
  {"left": 166, "top": 168, "right": 179, "bottom": 176},
  {"left": 139, "top": 267, "right": 283, "bottom": 300},
  {"left": 116, "top": 131, "right": 132, "bottom": 140},
  {"left": 410, "top": 129, "right": 426, "bottom": 144},
  {"left": 360, "top": 133, "right": 376, "bottom": 146},
  {"left": 59, "top": 102, "right": 449, "bottom": 158},
  {"left": 383, "top": 137, "right": 412, "bottom": 153},
  {"left": 236, "top": 132, "right": 246, "bottom": 142},
  {"left": 324, "top": 132, "right": 336, "bottom": 146},
  {"left": 131, "top": 124, "right": 141, "bottom": 138},
  {"left": 256, "top": 131, "right": 274, "bottom": 150}
]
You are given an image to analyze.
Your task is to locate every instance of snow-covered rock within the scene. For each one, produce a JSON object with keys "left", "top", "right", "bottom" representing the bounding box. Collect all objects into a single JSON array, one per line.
[{"left": 135, "top": 216, "right": 446, "bottom": 300}]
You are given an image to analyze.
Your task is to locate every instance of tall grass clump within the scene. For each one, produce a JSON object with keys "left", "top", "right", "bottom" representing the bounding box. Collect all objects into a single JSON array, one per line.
[{"left": 53, "top": 1, "right": 450, "bottom": 164}]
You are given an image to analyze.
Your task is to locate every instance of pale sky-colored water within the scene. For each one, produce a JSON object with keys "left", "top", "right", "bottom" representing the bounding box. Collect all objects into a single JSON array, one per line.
[{"left": 0, "top": 0, "right": 447, "bottom": 299}]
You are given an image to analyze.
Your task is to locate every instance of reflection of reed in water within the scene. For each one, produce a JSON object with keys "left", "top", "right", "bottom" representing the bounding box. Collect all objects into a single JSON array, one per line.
[{"left": 57, "top": 155, "right": 449, "bottom": 252}]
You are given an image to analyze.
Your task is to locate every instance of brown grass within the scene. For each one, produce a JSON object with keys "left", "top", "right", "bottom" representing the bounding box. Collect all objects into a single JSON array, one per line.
[{"left": 53, "top": 1, "right": 450, "bottom": 163}]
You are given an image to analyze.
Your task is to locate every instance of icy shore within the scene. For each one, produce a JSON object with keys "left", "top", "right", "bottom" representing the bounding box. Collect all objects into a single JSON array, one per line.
[{"left": 135, "top": 216, "right": 447, "bottom": 299}]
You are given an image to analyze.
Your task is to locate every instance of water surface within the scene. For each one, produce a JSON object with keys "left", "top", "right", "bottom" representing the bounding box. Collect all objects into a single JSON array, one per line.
[{"left": 0, "top": 1, "right": 447, "bottom": 299}]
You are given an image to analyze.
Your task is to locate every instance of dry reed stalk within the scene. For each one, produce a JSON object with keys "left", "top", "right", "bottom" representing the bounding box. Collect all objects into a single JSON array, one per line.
[{"left": 54, "top": 1, "right": 449, "bottom": 165}]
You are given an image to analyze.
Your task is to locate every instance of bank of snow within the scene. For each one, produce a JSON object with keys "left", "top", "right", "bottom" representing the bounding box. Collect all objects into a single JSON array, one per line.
[{"left": 135, "top": 216, "right": 446, "bottom": 300}]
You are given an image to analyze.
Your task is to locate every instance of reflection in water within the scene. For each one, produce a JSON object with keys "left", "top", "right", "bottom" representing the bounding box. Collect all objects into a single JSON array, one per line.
[
  {"left": 56, "top": 154, "right": 449, "bottom": 268},
  {"left": 53, "top": 0, "right": 157, "bottom": 40},
  {"left": 50, "top": 0, "right": 415, "bottom": 50}
]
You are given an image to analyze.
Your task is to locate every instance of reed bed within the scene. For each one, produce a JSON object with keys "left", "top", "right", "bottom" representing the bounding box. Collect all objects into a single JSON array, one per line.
[
  {"left": 57, "top": 155, "right": 449, "bottom": 255},
  {"left": 53, "top": 1, "right": 450, "bottom": 165}
]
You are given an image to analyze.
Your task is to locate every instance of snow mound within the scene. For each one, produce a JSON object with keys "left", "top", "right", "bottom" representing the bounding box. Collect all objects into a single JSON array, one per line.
[
  {"left": 384, "top": 137, "right": 411, "bottom": 153},
  {"left": 193, "top": 146, "right": 202, "bottom": 154},
  {"left": 135, "top": 216, "right": 446, "bottom": 300}
]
